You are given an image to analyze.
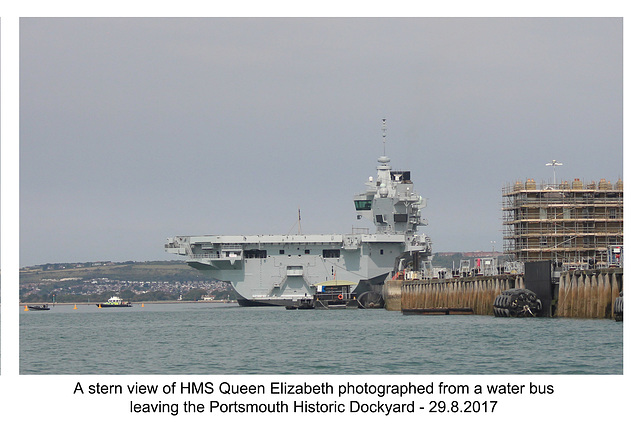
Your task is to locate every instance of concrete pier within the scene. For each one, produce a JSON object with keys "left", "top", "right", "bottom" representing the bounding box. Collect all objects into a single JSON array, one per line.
[
  {"left": 384, "top": 268, "right": 622, "bottom": 319},
  {"left": 384, "top": 274, "right": 524, "bottom": 315}
]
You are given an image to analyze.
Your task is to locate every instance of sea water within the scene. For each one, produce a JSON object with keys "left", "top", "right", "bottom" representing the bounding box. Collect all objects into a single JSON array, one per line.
[{"left": 20, "top": 303, "right": 622, "bottom": 375}]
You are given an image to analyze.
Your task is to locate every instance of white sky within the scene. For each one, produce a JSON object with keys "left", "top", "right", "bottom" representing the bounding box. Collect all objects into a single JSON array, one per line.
[{"left": 17, "top": 17, "right": 623, "bottom": 266}]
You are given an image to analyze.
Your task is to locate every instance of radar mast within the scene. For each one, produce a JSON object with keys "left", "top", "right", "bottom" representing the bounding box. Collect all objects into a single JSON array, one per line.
[{"left": 382, "top": 118, "right": 387, "bottom": 156}]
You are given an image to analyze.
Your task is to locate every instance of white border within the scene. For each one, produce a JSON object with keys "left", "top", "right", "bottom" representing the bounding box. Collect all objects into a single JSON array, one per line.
[{"left": 1, "top": 2, "right": 636, "bottom": 426}]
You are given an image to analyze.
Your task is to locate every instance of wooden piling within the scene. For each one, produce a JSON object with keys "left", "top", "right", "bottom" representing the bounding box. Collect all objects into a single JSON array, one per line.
[
  {"left": 386, "top": 268, "right": 622, "bottom": 318},
  {"left": 557, "top": 274, "right": 566, "bottom": 317},
  {"left": 588, "top": 274, "right": 598, "bottom": 318},
  {"left": 610, "top": 272, "right": 620, "bottom": 319},
  {"left": 389, "top": 274, "right": 522, "bottom": 315},
  {"left": 596, "top": 273, "right": 606, "bottom": 319},
  {"left": 554, "top": 268, "right": 623, "bottom": 319}
]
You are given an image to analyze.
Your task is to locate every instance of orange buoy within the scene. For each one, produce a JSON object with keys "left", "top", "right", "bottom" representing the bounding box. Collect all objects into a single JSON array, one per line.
[
  {"left": 24, "top": 305, "right": 29, "bottom": 311},
  {"left": 73, "top": 304, "right": 78, "bottom": 310},
  {"left": 141, "top": 303, "right": 145, "bottom": 308}
]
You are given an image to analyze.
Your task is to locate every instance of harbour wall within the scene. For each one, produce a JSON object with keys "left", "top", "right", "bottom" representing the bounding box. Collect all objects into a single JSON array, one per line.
[
  {"left": 383, "top": 275, "right": 524, "bottom": 315},
  {"left": 556, "top": 268, "right": 622, "bottom": 319},
  {"left": 383, "top": 268, "right": 622, "bottom": 319}
]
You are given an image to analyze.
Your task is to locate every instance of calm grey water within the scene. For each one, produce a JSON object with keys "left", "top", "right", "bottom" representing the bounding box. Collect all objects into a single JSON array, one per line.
[{"left": 20, "top": 303, "right": 623, "bottom": 375}]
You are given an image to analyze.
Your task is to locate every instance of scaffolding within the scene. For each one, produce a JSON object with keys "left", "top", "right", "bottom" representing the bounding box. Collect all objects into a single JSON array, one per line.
[{"left": 502, "top": 177, "right": 623, "bottom": 268}]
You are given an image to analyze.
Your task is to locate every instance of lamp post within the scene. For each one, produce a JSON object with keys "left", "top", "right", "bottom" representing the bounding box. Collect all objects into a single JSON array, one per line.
[{"left": 545, "top": 160, "right": 563, "bottom": 186}]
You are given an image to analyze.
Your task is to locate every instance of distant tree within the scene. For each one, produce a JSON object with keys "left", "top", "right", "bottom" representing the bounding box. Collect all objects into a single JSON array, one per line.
[
  {"left": 120, "top": 289, "right": 136, "bottom": 301},
  {"left": 183, "top": 288, "right": 207, "bottom": 301}
]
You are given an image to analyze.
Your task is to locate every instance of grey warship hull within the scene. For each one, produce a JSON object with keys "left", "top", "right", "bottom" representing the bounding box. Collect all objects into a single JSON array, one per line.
[{"left": 169, "top": 232, "right": 423, "bottom": 307}]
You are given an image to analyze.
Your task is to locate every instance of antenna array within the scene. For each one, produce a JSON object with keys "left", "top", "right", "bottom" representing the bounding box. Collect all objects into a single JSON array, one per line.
[{"left": 381, "top": 118, "right": 387, "bottom": 156}]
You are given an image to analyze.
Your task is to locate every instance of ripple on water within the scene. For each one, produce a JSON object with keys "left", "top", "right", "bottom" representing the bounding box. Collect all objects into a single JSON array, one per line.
[{"left": 20, "top": 305, "right": 623, "bottom": 375}]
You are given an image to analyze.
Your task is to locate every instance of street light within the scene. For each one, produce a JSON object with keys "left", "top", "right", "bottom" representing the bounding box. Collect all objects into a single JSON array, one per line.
[{"left": 545, "top": 160, "right": 563, "bottom": 186}]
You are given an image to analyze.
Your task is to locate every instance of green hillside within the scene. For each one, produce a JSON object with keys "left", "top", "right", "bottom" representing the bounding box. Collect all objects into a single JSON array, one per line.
[
  {"left": 20, "top": 261, "right": 207, "bottom": 285},
  {"left": 18, "top": 261, "right": 236, "bottom": 303}
]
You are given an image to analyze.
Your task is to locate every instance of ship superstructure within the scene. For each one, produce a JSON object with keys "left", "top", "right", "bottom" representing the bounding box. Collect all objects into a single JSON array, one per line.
[{"left": 165, "top": 122, "right": 431, "bottom": 306}]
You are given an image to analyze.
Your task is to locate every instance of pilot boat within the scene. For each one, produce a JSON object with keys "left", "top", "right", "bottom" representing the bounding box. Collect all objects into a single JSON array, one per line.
[{"left": 97, "top": 296, "right": 132, "bottom": 308}]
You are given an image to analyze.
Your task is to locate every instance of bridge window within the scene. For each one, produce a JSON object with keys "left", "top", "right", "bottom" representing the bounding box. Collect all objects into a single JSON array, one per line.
[{"left": 354, "top": 200, "right": 372, "bottom": 211}]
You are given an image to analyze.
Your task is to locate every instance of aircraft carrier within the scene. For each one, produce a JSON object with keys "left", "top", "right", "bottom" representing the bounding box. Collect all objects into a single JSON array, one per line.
[{"left": 165, "top": 120, "right": 432, "bottom": 307}]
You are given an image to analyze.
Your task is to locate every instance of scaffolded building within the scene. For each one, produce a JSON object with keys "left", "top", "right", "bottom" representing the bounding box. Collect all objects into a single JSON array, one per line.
[{"left": 502, "top": 178, "right": 623, "bottom": 268}]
